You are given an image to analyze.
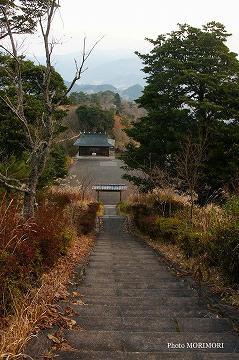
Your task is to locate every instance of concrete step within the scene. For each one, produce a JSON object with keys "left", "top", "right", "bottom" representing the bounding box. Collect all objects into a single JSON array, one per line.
[
  {"left": 63, "top": 330, "right": 239, "bottom": 353},
  {"left": 77, "top": 288, "right": 197, "bottom": 297},
  {"left": 79, "top": 279, "right": 190, "bottom": 291},
  {"left": 88, "top": 260, "right": 161, "bottom": 265},
  {"left": 74, "top": 316, "right": 232, "bottom": 333},
  {"left": 67, "top": 303, "right": 212, "bottom": 318},
  {"left": 80, "top": 295, "right": 200, "bottom": 306},
  {"left": 44, "top": 216, "right": 239, "bottom": 359},
  {"left": 83, "top": 274, "right": 176, "bottom": 282},
  {"left": 87, "top": 263, "right": 169, "bottom": 268},
  {"left": 56, "top": 351, "right": 239, "bottom": 359}
]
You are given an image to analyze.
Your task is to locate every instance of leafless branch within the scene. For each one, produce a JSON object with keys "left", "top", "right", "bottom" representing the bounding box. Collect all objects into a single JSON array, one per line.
[
  {"left": 57, "top": 36, "right": 104, "bottom": 103},
  {"left": 0, "top": 173, "right": 31, "bottom": 194},
  {"left": 54, "top": 133, "right": 81, "bottom": 144}
]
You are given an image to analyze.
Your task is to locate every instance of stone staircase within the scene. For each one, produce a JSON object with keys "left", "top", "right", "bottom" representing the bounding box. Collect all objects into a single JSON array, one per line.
[{"left": 56, "top": 211, "right": 239, "bottom": 359}]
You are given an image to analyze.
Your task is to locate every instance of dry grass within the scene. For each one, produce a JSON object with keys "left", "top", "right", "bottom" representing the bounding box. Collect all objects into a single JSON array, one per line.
[
  {"left": 0, "top": 234, "right": 94, "bottom": 359},
  {"left": 49, "top": 185, "right": 94, "bottom": 204},
  {"left": 128, "top": 187, "right": 191, "bottom": 207},
  {"left": 146, "top": 238, "right": 239, "bottom": 308},
  {"left": 126, "top": 187, "right": 239, "bottom": 307},
  {"left": 128, "top": 187, "right": 230, "bottom": 233}
]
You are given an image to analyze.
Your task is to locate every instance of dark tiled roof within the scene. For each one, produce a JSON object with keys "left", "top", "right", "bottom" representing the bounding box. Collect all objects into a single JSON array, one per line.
[{"left": 74, "top": 134, "right": 113, "bottom": 147}]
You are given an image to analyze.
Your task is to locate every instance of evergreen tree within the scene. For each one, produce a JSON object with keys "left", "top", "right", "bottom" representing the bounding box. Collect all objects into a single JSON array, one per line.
[
  {"left": 123, "top": 22, "right": 239, "bottom": 199},
  {"left": 114, "top": 93, "right": 122, "bottom": 113},
  {"left": 76, "top": 105, "right": 114, "bottom": 133}
]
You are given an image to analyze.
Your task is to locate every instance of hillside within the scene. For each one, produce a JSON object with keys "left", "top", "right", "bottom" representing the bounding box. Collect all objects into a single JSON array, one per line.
[
  {"left": 65, "top": 82, "right": 144, "bottom": 101},
  {"left": 121, "top": 84, "right": 143, "bottom": 100},
  {"left": 64, "top": 82, "right": 118, "bottom": 94}
]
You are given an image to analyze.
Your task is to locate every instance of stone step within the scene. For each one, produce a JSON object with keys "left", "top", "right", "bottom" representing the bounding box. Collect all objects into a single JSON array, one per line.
[
  {"left": 83, "top": 274, "right": 176, "bottom": 281},
  {"left": 87, "top": 262, "right": 169, "bottom": 268},
  {"left": 91, "top": 254, "right": 157, "bottom": 258},
  {"left": 74, "top": 316, "right": 232, "bottom": 333},
  {"left": 88, "top": 260, "right": 160, "bottom": 265},
  {"left": 91, "top": 251, "right": 156, "bottom": 256},
  {"left": 84, "top": 271, "right": 174, "bottom": 278},
  {"left": 63, "top": 330, "right": 239, "bottom": 353},
  {"left": 25, "top": 217, "right": 239, "bottom": 360},
  {"left": 67, "top": 303, "right": 212, "bottom": 317},
  {"left": 80, "top": 280, "right": 191, "bottom": 289},
  {"left": 84, "top": 268, "right": 173, "bottom": 274},
  {"left": 78, "top": 288, "right": 197, "bottom": 297},
  {"left": 75, "top": 316, "right": 176, "bottom": 332},
  {"left": 88, "top": 263, "right": 161, "bottom": 268},
  {"left": 79, "top": 295, "right": 199, "bottom": 306},
  {"left": 56, "top": 351, "right": 239, "bottom": 360}
]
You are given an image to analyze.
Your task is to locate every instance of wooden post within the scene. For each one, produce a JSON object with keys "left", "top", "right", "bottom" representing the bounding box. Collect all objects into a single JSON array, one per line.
[
  {"left": 97, "top": 191, "right": 100, "bottom": 202},
  {"left": 120, "top": 191, "right": 122, "bottom": 202}
]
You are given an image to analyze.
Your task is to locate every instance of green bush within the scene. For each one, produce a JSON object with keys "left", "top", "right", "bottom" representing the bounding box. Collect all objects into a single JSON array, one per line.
[
  {"left": 155, "top": 217, "right": 181, "bottom": 243},
  {"left": 39, "top": 144, "right": 68, "bottom": 188},
  {"left": 178, "top": 231, "right": 207, "bottom": 259},
  {"left": 136, "top": 215, "right": 159, "bottom": 238},
  {"left": 117, "top": 202, "right": 131, "bottom": 215},
  {"left": 223, "top": 196, "right": 239, "bottom": 224},
  {"left": 208, "top": 226, "right": 239, "bottom": 283}
]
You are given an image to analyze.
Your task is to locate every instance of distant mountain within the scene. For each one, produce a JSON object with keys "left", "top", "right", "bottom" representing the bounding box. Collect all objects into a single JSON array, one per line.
[
  {"left": 65, "top": 81, "right": 144, "bottom": 101},
  {"left": 32, "top": 53, "right": 145, "bottom": 88},
  {"left": 121, "top": 84, "right": 143, "bottom": 101},
  {"left": 65, "top": 83, "right": 118, "bottom": 94},
  {"left": 79, "top": 57, "right": 145, "bottom": 88},
  {"left": 31, "top": 45, "right": 147, "bottom": 91}
]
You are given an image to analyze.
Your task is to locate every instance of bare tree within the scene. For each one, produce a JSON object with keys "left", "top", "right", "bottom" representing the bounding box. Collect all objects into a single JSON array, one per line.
[
  {"left": 0, "top": 0, "right": 101, "bottom": 218},
  {"left": 176, "top": 133, "right": 207, "bottom": 222}
]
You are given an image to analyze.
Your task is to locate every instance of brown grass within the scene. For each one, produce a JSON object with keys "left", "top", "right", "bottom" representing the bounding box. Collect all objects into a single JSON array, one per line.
[
  {"left": 0, "top": 234, "right": 94, "bottom": 359},
  {"left": 125, "top": 187, "right": 239, "bottom": 308},
  {"left": 146, "top": 237, "right": 239, "bottom": 308}
]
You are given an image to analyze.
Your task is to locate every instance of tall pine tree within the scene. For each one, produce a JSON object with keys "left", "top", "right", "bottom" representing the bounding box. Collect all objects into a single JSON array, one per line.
[{"left": 123, "top": 22, "right": 239, "bottom": 199}]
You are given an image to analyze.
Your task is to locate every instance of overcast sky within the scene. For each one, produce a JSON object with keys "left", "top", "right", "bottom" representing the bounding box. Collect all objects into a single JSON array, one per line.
[{"left": 26, "top": 0, "right": 239, "bottom": 57}]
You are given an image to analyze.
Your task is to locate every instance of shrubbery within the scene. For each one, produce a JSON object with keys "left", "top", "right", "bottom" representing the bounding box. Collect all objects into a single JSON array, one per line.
[
  {"left": 0, "top": 188, "right": 99, "bottom": 316},
  {"left": 124, "top": 190, "right": 239, "bottom": 285},
  {"left": 208, "top": 226, "right": 239, "bottom": 283}
]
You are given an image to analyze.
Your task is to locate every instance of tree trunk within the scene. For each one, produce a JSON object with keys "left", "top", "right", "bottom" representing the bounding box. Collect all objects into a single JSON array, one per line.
[
  {"left": 23, "top": 187, "right": 36, "bottom": 219},
  {"left": 190, "top": 189, "right": 194, "bottom": 224},
  {"left": 23, "top": 168, "right": 39, "bottom": 219},
  {"left": 23, "top": 143, "right": 50, "bottom": 219}
]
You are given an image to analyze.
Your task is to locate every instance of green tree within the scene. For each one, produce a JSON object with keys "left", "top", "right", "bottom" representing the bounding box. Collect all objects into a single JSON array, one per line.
[
  {"left": 0, "top": 0, "right": 53, "bottom": 40},
  {"left": 114, "top": 93, "right": 121, "bottom": 114},
  {"left": 76, "top": 105, "right": 114, "bottom": 133},
  {"left": 68, "top": 91, "right": 89, "bottom": 105},
  {"left": 0, "top": 54, "right": 67, "bottom": 161},
  {"left": 123, "top": 22, "right": 239, "bottom": 200}
]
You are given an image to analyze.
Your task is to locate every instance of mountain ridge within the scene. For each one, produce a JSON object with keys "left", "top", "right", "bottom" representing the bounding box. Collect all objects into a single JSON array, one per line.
[
  {"left": 31, "top": 54, "right": 145, "bottom": 88},
  {"left": 65, "top": 82, "right": 144, "bottom": 101}
]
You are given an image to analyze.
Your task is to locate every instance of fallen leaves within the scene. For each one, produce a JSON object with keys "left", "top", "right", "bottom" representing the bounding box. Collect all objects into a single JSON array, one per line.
[
  {"left": 63, "top": 306, "right": 78, "bottom": 317},
  {"left": 46, "top": 327, "right": 78, "bottom": 354},
  {"left": 72, "top": 299, "right": 85, "bottom": 306},
  {"left": 0, "top": 234, "right": 95, "bottom": 358},
  {"left": 47, "top": 334, "right": 61, "bottom": 344}
]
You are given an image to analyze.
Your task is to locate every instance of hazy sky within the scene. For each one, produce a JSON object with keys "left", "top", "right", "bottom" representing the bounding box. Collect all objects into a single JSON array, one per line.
[{"left": 26, "top": 0, "right": 239, "bottom": 57}]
